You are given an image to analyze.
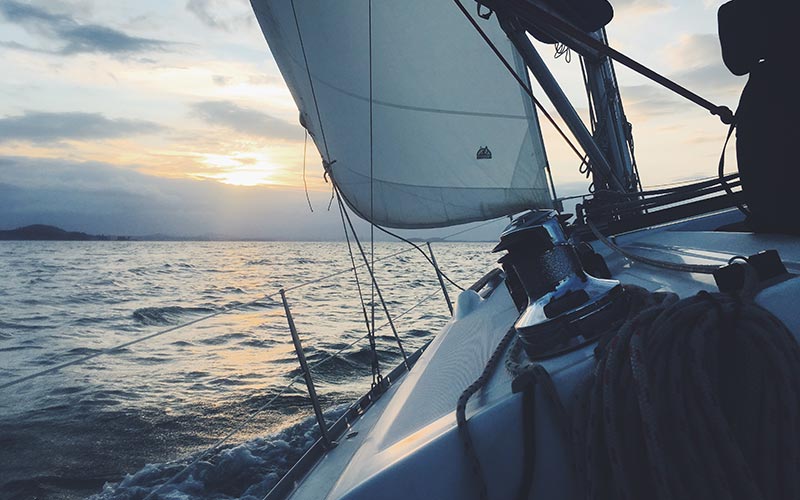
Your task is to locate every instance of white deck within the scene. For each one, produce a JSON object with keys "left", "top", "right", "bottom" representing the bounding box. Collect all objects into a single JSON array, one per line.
[{"left": 284, "top": 210, "right": 800, "bottom": 500}]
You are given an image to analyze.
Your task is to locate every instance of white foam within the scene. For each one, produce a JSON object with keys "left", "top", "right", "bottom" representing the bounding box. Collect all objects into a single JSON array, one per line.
[{"left": 92, "top": 407, "right": 346, "bottom": 500}]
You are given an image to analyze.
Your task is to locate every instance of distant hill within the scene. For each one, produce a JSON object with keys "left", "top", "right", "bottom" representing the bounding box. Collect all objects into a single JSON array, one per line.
[{"left": 0, "top": 225, "right": 130, "bottom": 241}]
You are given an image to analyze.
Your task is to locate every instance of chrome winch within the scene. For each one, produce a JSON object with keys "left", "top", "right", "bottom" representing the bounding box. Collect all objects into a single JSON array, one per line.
[{"left": 494, "top": 210, "right": 627, "bottom": 358}]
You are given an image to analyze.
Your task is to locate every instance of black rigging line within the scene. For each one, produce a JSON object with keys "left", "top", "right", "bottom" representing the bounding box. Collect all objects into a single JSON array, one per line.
[
  {"left": 336, "top": 190, "right": 381, "bottom": 385},
  {"left": 335, "top": 185, "right": 409, "bottom": 369},
  {"left": 371, "top": 223, "right": 466, "bottom": 292},
  {"left": 302, "top": 129, "right": 313, "bottom": 212},
  {"left": 718, "top": 123, "right": 750, "bottom": 217}
]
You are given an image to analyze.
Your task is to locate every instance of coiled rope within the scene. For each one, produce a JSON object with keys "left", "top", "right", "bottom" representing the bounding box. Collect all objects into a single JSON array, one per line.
[{"left": 572, "top": 286, "right": 800, "bottom": 500}]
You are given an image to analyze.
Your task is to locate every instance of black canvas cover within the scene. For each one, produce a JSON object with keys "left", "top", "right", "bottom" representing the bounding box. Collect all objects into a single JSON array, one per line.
[{"left": 519, "top": 0, "right": 614, "bottom": 43}]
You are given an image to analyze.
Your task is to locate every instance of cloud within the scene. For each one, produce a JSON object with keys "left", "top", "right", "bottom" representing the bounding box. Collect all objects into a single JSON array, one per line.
[
  {"left": 665, "top": 34, "right": 721, "bottom": 71},
  {"left": 0, "top": 155, "right": 358, "bottom": 239},
  {"left": 190, "top": 100, "right": 300, "bottom": 140},
  {"left": 619, "top": 84, "right": 695, "bottom": 119},
  {"left": 664, "top": 34, "right": 744, "bottom": 94},
  {"left": 212, "top": 75, "right": 232, "bottom": 86},
  {"left": 613, "top": 0, "right": 671, "bottom": 16},
  {"left": 0, "top": 0, "right": 171, "bottom": 56},
  {"left": 185, "top": 0, "right": 253, "bottom": 32},
  {"left": 0, "top": 111, "right": 164, "bottom": 144}
]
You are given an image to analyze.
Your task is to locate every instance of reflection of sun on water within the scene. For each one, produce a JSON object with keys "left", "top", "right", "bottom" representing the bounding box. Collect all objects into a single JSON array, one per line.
[{"left": 195, "top": 152, "right": 284, "bottom": 187}]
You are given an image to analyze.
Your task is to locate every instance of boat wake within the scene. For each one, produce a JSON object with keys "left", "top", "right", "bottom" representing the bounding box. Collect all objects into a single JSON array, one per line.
[{"left": 92, "top": 406, "right": 346, "bottom": 500}]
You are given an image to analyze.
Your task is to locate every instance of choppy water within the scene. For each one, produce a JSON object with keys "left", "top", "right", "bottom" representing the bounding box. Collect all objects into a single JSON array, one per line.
[{"left": 0, "top": 241, "right": 497, "bottom": 499}]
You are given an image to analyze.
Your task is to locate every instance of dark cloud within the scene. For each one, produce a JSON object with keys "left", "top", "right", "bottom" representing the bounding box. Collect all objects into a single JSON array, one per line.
[
  {"left": 0, "top": 111, "right": 164, "bottom": 143},
  {"left": 190, "top": 100, "right": 300, "bottom": 140},
  {"left": 185, "top": 0, "right": 253, "bottom": 32},
  {"left": 212, "top": 75, "right": 232, "bottom": 86},
  {"left": 0, "top": 156, "right": 357, "bottom": 239},
  {"left": 0, "top": 0, "right": 171, "bottom": 56}
]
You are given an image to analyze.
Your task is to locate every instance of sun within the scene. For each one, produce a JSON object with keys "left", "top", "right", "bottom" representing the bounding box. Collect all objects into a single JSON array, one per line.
[
  {"left": 195, "top": 152, "right": 283, "bottom": 187},
  {"left": 213, "top": 168, "right": 276, "bottom": 186}
]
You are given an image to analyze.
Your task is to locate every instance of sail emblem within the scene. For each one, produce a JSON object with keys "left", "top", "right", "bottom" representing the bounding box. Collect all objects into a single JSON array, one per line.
[{"left": 476, "top": 146, "right": 492, "bottom": 160}]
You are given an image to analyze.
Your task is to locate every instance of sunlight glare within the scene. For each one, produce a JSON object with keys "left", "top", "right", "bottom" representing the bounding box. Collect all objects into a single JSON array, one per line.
[{"left": 196, "top": 152, "right": 282, "bottom": 186}]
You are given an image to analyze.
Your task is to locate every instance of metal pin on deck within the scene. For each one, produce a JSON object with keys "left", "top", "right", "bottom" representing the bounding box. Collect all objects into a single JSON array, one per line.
[
  {"left": 280, "top": 288, "right": 334, "bottom": 449},
  {"left": 427, "top": 242, "right": 453, "bottom": 316}
]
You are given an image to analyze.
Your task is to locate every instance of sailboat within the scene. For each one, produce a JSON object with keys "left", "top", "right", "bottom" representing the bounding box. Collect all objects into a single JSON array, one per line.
[{"left": 249, "top": 0, "right": 800, "bottom": 499}]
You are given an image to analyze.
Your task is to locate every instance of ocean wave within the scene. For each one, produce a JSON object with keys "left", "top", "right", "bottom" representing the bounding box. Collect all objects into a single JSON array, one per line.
[
  {"left": 91, "top": 407, "right": 345, "bottom": 500},
  {"left": 132, "top": 306, "right": 216, "bottom": 326},
  {"left": 197, "top": 332, "right": 248, "bottom": 346},
  {"left": 0, "top": 320, "right": 48, "bottom": 331}
]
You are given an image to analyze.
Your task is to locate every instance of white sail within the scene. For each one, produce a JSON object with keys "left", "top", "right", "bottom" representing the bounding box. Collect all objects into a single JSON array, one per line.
[{"left": 252, "top": 0, "right": 552, "bottom": 228}]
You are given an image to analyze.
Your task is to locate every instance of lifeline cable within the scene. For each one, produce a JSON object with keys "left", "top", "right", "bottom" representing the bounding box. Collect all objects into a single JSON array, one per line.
[
  {"left": 587, "top": 219, "right": 721, "bottom": 274},
  {"left": 145, "top": 286, "right": 444, "bottom": 500},
  {"left": 0, "top": 222, "right": 487, "bottom": 393},
  {"left": 718, "top": 122, "right": 750, "bottom": 216}
]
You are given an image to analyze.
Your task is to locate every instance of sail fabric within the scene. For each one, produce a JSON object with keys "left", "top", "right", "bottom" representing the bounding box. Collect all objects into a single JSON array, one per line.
[{"left": 252, "top": 0, "right": 552, "bottom": 228}]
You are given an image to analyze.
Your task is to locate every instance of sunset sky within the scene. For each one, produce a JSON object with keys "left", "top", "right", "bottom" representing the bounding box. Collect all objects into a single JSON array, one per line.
[{"left": 0, "top": 0, "right": 745, "bottom": 240}]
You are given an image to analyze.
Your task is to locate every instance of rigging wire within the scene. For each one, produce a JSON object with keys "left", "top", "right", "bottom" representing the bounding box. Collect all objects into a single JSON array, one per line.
[
  {"left": 599, "top": 28, "right": 643, "bottom": 194},
  {"left": 371, "top": 222, "right": 466, "bottom": 292},
  {"left": 327, "top": 178, "right": 468, "bottom": 292},
  {"left": 336, "top": 184, "right": 382, "bottom": 384},
  {"left": 368, "top": 0, "right": 380, "bottom": 385},
  {"left": 334, "top": 186, "right": 410, "bottom": 368}
]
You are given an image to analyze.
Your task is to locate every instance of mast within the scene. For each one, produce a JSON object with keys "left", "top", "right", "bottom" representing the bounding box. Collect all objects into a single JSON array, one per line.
[
  {"left": 582, "top": 29, "right": 637, "bottom": 192},
  {"left": 492, "top": 7, "right": 637, "bottom": 195},
  {"left": 500, "top": 19, "right": 629, "bottom": 193}
]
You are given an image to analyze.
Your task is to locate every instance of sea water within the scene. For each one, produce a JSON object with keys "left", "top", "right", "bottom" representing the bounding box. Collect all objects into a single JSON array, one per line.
[{"left": 0, "top": 241, "right": 497, "bottom": 499}]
